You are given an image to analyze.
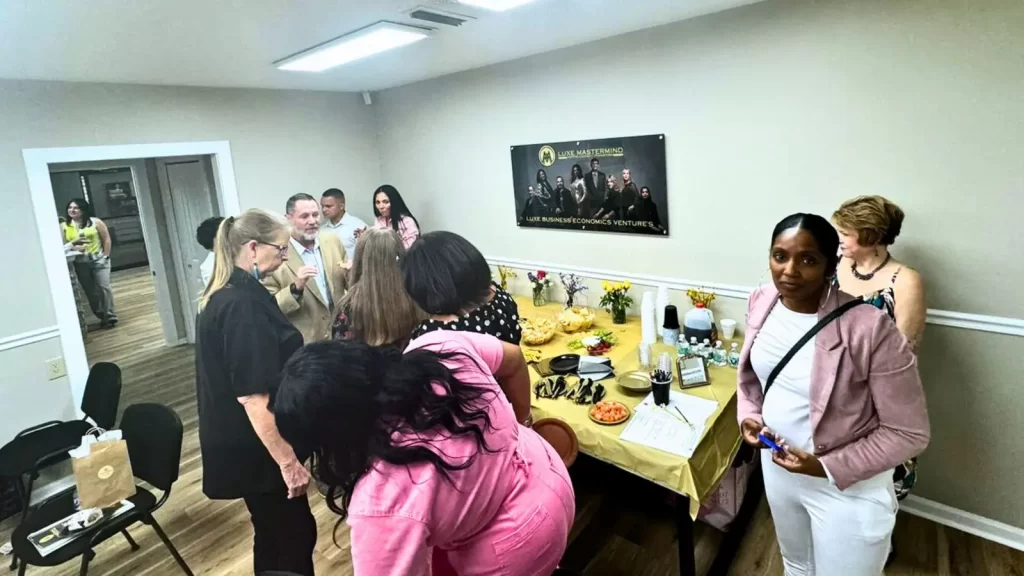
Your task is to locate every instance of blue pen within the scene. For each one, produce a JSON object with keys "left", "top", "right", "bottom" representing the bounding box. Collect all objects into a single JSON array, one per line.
[{"left": 758, "top": 433, "right": 784, "bottom": 452}]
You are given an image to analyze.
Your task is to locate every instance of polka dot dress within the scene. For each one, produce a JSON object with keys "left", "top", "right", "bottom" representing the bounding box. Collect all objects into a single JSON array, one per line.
[{"left": 413, "top": 284, "right": 523, "bottom": 345}]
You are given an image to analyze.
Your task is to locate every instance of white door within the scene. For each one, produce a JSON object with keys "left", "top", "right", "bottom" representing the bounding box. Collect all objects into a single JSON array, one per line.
[{"left": 156, "top": 156, "right": 220, "bottom": 343}]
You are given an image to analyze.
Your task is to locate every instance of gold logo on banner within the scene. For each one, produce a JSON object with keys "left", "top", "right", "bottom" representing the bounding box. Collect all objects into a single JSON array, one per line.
[{"left": 538, "top": 145, "right": 556, "bottom": 167}]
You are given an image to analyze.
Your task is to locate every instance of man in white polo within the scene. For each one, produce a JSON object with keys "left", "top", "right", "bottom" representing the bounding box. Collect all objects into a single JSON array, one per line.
[{"left": 319, "top": 188, "right": 368, "bottom": 258}]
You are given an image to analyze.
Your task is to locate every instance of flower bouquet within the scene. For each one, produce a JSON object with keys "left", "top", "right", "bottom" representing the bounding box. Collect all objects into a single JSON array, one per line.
[
  {"left": 599, "top": 280, "right": 634, "bottom": 324},
  {"left": 559, "top": 273, "right": 587, "bottom": 309},
  {"left": 496, "top": 265, "right": 517, "bottom": 291},
  {"left": 528, "top": 270, "right": 553, "bottom": 307}
]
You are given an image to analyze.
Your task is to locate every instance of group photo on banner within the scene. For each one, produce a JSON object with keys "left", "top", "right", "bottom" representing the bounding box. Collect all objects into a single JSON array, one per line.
[{"left": 511, "top": 134, "right": 669, "bottom": 236}]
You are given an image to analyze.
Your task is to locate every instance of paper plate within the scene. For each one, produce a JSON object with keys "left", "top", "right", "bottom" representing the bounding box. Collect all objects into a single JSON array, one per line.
[
  {"left": 588, "top": 401, "right": 632, "bottom": 426},
  {"left": 532, "top": 418, "right": 579, "bottom": 467}
]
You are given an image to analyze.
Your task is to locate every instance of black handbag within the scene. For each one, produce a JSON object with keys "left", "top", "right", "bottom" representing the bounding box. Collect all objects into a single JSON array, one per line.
[{"left": 736, "top": 298, "right": 867, "bottom": 464}]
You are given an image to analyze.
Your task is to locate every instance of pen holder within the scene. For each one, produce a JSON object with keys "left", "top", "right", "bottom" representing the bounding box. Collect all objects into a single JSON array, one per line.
[{"left": 651, "top": 375, "right": 672, "bottom": 406}]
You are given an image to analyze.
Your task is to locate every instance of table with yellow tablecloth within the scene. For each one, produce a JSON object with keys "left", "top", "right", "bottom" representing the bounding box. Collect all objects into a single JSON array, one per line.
[{"left": 517, "top": 296, "right": 743, "bottom": 519}]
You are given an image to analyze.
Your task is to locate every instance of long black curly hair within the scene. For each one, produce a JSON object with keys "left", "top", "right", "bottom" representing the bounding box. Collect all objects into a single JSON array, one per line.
[{"left": 273, "top": 340, "right": 497, "bottom": 540}]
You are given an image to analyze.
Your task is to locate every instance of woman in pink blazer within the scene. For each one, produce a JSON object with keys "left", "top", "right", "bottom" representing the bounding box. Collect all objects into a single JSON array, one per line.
[{"left": 736, "top": 213, "right": 929, "bottom": 575}]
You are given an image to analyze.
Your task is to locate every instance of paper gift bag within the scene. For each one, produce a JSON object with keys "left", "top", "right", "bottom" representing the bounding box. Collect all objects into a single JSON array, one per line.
[{"left": 72, "top": 439, "right": 136, "bottom": 509}]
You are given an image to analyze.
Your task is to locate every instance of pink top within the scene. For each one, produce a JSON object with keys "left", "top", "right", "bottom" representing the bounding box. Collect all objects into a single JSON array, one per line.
[
  {"left": 346, "top": 331, "right": 565, "bottom": 575},
  {"left": 375, "top": 214, "right": 420, "bottom": 248},
  {"left": 736, "top": 285, "right": 930, "bottom": 490}
]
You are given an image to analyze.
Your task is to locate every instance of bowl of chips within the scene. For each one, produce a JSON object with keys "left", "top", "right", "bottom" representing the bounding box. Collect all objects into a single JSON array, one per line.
[
  {"left": 556, "top": 306, "right": 595, "bottom": 333},
  {"left": 520, "top": 317, "right": 556, "bottom": 345}
]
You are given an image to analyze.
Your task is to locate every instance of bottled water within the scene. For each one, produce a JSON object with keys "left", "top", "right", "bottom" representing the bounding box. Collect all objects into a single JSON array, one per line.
[
  {"left": 728, "top": 343, "right": 741, "bottom": 368},
  {"left": 712, "top": 341, "right": 726, "bottom": 367}
]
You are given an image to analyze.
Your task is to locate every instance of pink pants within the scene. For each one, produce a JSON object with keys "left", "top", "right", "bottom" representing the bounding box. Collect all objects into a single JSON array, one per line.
[{"left": 439, "top": 430, "right": 575, "bottom": 576}]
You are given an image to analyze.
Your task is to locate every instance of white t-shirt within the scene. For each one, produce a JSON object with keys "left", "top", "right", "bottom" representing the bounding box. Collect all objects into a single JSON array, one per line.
[
  {"left": 321, "top": 212, "right": 368, "bottom": 258},
  {"left": 200, "top": 252, "right": 215, "bottom": 287},
  {"left": 750, "top": 302, "right": 819, "bottom": 453}
]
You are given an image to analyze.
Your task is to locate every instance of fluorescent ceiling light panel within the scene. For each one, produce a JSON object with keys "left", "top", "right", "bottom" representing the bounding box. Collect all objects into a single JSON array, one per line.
[
  {"left": 456, "top": 0, "right": 538, "bottom": 11},
  {"left": 277, "top": 22, "right": 430, "bottom": 72}
]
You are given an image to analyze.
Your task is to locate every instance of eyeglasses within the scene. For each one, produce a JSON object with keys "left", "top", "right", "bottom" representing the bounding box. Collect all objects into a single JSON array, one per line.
[{"left": 258, "top": 241, "right": 289, "bottom": 256}]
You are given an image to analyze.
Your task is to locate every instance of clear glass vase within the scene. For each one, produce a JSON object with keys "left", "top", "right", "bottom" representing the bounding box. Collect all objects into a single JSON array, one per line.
[
  {"left": 533, "top": 290, "right": 548, "bottom": 307},
  {"left": 612, "top": 304, "right": 627, "bottom": 324}
]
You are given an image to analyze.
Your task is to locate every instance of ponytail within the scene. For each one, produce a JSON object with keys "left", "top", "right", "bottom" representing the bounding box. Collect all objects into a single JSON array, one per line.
[
  {"left": 199, "top": 210, "right": 288, "bottom": 311},
  {"left": 199, "top": 216, "right": 236, "bottom": 311}
]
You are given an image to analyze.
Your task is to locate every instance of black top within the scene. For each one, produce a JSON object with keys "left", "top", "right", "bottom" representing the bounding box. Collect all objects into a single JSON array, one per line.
[
  {"left": 411, "top": 283, "right": 522, "bottom": 345},
  {"left": 195, "top": 267, "right": 304, "bottom": 499}
]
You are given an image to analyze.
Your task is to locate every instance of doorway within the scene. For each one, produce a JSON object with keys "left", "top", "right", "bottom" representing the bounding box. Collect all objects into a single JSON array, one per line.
[{"left": 24, "top": 142, "right": 241, "bottom": 411}]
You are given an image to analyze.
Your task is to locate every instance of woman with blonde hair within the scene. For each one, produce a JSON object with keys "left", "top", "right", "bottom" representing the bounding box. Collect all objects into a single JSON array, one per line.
[
  {"left": 332, "top": 227, "right": 426, "bottom": 346},
  {"left": 832, "top": 196, "right": 927, "bottom": 525},
  {"left": 195, "top": 209, "right": 316, "bottom": 576}
]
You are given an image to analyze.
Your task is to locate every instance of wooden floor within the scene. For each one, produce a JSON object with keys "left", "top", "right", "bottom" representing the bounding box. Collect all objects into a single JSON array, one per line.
[{"left": 3, "top": 267, "right": 1022, "bottom": 575}]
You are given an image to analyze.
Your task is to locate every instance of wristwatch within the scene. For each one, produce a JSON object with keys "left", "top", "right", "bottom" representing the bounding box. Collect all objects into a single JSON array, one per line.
[{"left": 289, "top": 283, "right": 303, "bottom": 298}]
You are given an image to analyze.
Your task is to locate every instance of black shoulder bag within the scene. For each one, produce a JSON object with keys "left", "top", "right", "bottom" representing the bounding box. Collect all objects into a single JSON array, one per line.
[{"left": 736, "top": 298, "right": 867, "bottom": 464}]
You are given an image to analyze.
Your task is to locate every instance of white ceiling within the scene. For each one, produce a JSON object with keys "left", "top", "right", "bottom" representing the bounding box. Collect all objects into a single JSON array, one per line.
[{"left": 0, "top": 0, "right": 761, "bottom": 93}]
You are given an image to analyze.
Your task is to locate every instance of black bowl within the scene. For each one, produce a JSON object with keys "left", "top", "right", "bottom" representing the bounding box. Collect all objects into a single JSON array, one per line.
[{"left": 549, "top": 354, "right": 580, "bottom": 374}]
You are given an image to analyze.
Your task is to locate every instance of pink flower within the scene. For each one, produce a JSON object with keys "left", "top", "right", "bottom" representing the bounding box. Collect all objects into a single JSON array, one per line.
[{"left": 537, "top": 270, "right": 547, "bottom": 280}]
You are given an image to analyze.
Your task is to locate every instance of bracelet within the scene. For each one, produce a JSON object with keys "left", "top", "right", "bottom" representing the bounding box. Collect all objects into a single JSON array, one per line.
[
  {"left": 290, "top": 283, "right": 303, "bottom": 298},
  {"left": 521, "top": 414, "right": 534, "bottom": 427}
]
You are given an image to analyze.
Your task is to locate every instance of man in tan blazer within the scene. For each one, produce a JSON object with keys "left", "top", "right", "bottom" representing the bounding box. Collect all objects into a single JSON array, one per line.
[{"left": 265, "top": 193, "right": 349, "bottom": 343}]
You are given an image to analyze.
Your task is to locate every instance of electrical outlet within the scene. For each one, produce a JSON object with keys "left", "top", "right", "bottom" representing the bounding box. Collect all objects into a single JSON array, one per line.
[{"left": 46, "top": 357, "right": 67, "bottom": 380}]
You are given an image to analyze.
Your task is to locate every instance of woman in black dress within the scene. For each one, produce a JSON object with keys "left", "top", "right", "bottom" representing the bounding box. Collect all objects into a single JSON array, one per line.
[
  {"left": 628, "top": 186, "right": 665, "bottom": 233},
  {"left": 402, "top": 231, "right": 522, "bottom": 345},
  {"left": 195, "top": 210, "right": 316, "bottom": 576}
]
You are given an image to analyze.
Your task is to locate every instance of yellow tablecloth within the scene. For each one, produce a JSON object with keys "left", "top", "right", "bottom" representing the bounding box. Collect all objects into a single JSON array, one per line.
[{"left": 519, "top": 297, "right": 743, "bottom": 518}]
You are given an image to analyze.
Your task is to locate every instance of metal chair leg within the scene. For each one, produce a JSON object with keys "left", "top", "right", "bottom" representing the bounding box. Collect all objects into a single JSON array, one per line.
[
  {"left": 121, "top": 529, "right": 140, "bottom": 551},
  {"left": 78, "top": 549, "right": 94, "bottom": 576},
  {"left": 147, "top": 515, "right": 193, "bottom": 576}
]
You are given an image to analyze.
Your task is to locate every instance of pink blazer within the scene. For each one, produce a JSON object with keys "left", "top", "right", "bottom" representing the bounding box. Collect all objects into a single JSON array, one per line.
[{"left": 736, "top": 285, "right": 930, "bottom": 490}]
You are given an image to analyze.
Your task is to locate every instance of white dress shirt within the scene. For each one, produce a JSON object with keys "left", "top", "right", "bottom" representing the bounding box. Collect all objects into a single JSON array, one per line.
[
  {"left": 321, "top": 212, "right": 367, "bottom": 258},
  {"left": 289, "top": 237, "right": 331, "bottom": 308}
]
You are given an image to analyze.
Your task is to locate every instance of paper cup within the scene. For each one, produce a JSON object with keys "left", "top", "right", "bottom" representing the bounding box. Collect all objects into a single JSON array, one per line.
[{"left": 720, "top": 319, "right": 737, "bottom": 340}]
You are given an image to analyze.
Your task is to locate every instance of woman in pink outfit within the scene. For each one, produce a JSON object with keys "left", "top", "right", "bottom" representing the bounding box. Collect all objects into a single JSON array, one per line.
[
  {"left": 371, "top": 184, "right": 420, "bottom": 248},
  {"left": 274, "top": 331, "right": 574, "bottom": 575}
]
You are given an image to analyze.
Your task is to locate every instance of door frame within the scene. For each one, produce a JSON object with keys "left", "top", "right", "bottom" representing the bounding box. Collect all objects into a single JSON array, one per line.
[{"left": 24, "top": 141, "right": 240, "bottom": 413}]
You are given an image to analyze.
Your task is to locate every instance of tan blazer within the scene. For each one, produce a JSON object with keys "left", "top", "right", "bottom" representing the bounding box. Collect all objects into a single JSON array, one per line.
[{"left": 264, "top": 233, "right": 349, "bottom": 343}]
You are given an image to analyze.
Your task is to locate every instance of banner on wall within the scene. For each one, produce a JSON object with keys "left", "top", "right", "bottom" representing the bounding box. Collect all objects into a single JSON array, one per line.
[{"left": 511, "top": 134, "right": 668, "bottom": 236}]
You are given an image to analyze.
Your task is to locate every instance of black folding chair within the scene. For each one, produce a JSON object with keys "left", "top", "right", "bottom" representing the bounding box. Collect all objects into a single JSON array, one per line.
[
  {"left": 0, "top": 362, "right": 121, "bottom": 570},
  {"left": 10, "top": 403, "right": 193, "bottom": 576}
]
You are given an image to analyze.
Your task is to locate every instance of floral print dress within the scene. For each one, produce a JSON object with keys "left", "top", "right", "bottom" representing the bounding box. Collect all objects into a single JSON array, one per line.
[{"left": 836, "top": 268, "right": 917, "bottom": 500}]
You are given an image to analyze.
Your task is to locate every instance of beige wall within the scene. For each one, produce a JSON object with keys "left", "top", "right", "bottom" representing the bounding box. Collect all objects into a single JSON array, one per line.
[
  {"left": 0, "top": 79, "right": 381, "bottom": 442},
  {"left": 376, "top": 0, "right": 1024, "bottom": 527}
]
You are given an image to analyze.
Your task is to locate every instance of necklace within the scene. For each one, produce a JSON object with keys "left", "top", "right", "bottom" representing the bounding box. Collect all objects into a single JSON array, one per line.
[{"left": 851, "top": 253, "right": 891, "bottom": 281}]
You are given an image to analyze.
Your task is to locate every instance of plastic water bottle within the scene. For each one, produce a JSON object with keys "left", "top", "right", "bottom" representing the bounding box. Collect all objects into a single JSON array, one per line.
[
  {"left": 676, "top": 337, "right": 690, "bottom": 357},
  {"left": 712, "top": 341, "right": 726, "bottom": 367},
  {"left": 702, "top": 339, "right": 712, "bottom": 360},
  {"left": 728, "top": 343, "right": 741, "bottom": 368}
]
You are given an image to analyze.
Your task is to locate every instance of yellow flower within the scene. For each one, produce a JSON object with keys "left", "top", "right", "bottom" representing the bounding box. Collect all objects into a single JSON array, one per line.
[
  {"left": 602, "top": 281, "right": 611, "bottom": 291},
  {"left": 624, "top": 281, "right": 632, "bottom": 290}
]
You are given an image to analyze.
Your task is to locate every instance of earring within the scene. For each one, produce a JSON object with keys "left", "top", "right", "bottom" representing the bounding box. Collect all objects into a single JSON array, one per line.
[
  {"left": 757, "top": 268, "right": 770, "bottom": 296},
  {"left": 252, "top": 262, "right": 260, "bottom": 280},
  {"left": 820, "top": 281, "right": 834, "bottom": 310}
]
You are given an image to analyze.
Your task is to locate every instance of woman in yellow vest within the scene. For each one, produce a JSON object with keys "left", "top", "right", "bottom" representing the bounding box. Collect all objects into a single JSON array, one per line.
[{"left": 62, "top": 198, "right": 118, "bottom": 328}]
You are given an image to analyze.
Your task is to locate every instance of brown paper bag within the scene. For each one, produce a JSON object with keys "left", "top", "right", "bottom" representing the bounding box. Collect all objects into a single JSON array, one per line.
[{"left": 72, "top": 439, "right": 136, "bottom": 509}]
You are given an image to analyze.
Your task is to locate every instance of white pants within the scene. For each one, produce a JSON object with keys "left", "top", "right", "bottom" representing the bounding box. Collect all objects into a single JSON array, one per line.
[{"left": 762, "top": 450, "right": 897, "bottom": 576}]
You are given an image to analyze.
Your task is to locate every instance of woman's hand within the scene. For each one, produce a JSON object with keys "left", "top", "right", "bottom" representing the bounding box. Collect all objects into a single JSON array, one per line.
[
  {"left": 771, "top": 442, "right": 827, "bottom": 478},
  {"left": 280, "top": 459, "right": 311, "bottom": 498},
  {"left": 740, "top": 418, "right": 769, "bottom": 448}
]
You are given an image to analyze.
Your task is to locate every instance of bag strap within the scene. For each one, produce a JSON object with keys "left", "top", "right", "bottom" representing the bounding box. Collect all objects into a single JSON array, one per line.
[{"left": 764, "top": 299, "right": 867, "bottom": 396}]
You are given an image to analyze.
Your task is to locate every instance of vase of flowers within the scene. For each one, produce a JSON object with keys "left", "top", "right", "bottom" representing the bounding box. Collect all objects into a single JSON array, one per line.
[
  {"left": 559, "top": 273, "right": 587, "bottom": 309},
  {"left": 528, "top": 270, "right": 553, "bottom": 307},
  {"left": 496, "top": 265, "right": 517, "bottom": 291},
  {"left": 600, "top": 280, "right": 634, "bottom": 324}
]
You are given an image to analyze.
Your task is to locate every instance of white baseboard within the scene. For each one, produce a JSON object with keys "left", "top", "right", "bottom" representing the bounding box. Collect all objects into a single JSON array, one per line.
[{"left": 901, "top": 495, "right": 1024, "bottom": 552}]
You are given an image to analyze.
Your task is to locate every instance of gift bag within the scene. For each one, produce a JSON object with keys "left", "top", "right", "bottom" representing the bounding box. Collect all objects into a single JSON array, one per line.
[
  {"left": 698, "top": 457, "right": 756, "bottom": 531},
  {"left": 70, "top": 431, "right": 136, "bottom": 509}
]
